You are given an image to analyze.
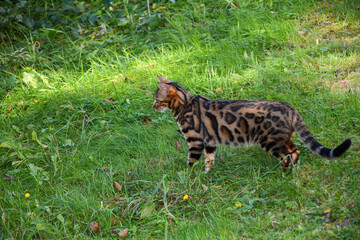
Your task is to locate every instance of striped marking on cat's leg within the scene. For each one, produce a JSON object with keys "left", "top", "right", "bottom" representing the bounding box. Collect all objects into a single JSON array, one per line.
[
  {"left": 204, "top": 146, "right": 216, "bottom": 173},
  {"left": 187, "top": 141, "right": 204, "bottom": 171}
]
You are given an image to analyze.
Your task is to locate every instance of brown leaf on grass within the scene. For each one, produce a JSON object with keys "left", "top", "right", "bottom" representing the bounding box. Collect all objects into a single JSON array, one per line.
[
  {"left": 118, "top": 228, "right": 128, "bottom": 239},
  {"left": 176, "top": 141, "right": 181, "bottom": 152},
  {"left": 89, "top": 221, "right": 100, "bottom": 233},
  {"left": 264, "top": 49, "right": 272, "bottom": 55},
  {"left": 143, "top": 116, "right": 152, "bottom": 124},
  {"left": 103, "top": 97, "right": 115, "bottom": 102},
  {"left": 169, "top": 218, "right": 175, "bottom": 225},
  {"left": 113, "top": 181, "right": 122, "bottom": 191},
  {"left": 338, "top": 81, "right": 347, "bottom": 87},
  {"left": 298, "top": 30, "right": 306, "bottom": 36}
]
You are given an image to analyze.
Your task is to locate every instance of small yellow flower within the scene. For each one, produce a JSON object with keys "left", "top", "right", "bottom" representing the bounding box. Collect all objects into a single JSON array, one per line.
[
  {"left": 25, "top": 193, "right": 30, "bottom": 198},
  {"left": 235, "top": 202, "right": 242, "bottom": 208},
  {"left": 183, "top": 194, "right": 189, "bottom": 200}
]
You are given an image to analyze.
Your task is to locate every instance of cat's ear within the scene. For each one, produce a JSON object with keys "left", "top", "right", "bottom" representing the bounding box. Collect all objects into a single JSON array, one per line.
[
  {"left": 158, "top": 83, "right": 176, "bottom": 98},
  {"left": 167, "top": 85, "right": 176, "bottom": 96},
  {"left": 157, "top": 75, "right": 171, "bottom": 84}
]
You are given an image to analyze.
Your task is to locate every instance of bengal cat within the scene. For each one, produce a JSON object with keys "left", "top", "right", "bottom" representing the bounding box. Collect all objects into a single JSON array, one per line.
[{"left": 153, "top": 75, "right": 351, "bottom": 173}]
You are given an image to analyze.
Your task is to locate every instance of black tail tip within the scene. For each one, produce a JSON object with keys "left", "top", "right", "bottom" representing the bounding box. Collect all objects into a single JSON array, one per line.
[{"left": 333, "top": 139, "right": 351, "bottom": 157}]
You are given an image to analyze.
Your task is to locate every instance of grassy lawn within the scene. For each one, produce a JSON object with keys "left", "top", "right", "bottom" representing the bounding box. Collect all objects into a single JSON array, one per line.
[{"left": 1, "top": 0, "right": 359, "bottom": 239}]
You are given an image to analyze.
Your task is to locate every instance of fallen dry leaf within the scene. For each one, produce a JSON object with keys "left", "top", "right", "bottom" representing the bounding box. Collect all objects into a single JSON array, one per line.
[
  {"left": 143, "top": 116, "right": 152, "bottom": 124},
  {"left": 89, "top": 221, "right": 100, "bottom": 233},
  {"left": 118, "top": 228, "right": 128, "bottom": 239},
  {"left": 264, "top": 49, "right": 272, "bottom": 55},
  {"left": 176, "top": 141, "right": 181, "bottom": 152},
  {"left": 103, "top": 97, "right": 115, "bottom": 102},
  {"left": 169, "top": 218, "right": 176, "bottom": 226},
  {"left": 113, "top": 181, "right": 122, "bottom": 191},
  {"left": 338, "top": 81, "right": 347, "bottom": 87}
]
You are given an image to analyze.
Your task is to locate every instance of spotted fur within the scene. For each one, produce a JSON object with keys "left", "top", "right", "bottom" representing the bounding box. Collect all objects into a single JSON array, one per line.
[{"left": 153, "top": 75, "right": 351, "bottom": 172}]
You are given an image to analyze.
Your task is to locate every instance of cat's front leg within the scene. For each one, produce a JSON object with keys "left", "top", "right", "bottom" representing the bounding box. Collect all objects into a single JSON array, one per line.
[
  {"left": 204, "top": 146, "right": 216, "bottom": 173},
  {"left": 187, "top": 141, "right": 204, "bottom": 171}
]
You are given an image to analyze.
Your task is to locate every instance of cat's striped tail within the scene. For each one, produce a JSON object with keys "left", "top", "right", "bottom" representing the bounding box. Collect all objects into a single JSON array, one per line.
[{"left": 293, "top": 113, "right": 351, "bottom": 158}]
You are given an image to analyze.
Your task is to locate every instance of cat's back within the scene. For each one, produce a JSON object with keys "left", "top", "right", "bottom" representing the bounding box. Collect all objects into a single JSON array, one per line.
[{"left": 198, "top": 96, "right": 295, "bottom": 117}]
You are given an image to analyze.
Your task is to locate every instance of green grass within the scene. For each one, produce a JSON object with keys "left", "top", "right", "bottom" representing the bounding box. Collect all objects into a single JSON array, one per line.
[{"left": 1, "top": 0, "right": 360, "bottom": 239}]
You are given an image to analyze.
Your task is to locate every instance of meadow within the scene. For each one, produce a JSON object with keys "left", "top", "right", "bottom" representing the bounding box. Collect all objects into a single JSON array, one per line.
[{"left": 1, "top": 0, "right": 359, "bottom": 239}]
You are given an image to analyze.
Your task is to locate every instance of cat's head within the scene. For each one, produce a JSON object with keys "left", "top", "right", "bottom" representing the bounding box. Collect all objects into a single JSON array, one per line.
[{"left": 153, "top": 75, "right": 176, "bottom": 112}]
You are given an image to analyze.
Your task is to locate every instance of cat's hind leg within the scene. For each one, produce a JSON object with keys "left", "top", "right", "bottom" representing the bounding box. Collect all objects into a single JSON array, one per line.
[
  {"left": 265, "top": 138, "right": 300, "bottom": 170},
  {"left": 277, "top": 140, "right": 300, "bottom": 170}
]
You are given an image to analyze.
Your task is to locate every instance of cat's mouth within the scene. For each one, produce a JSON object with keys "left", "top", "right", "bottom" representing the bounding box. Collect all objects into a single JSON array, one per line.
[
  {"left": 153, "top": 103, "right": 168, "bottom": 112},
  {"left": 156, "top": 107, "right": 168, "bottom": 112}
]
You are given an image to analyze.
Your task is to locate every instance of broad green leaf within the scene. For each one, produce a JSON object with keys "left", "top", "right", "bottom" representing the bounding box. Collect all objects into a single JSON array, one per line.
[
  {"left": 0, "top": 142, "right": 16, "bottom": 149},
  {"left": 140, "top": 204, "right": 155, "bottom": 218},
  {"left": 57, "top": 214, "right": 65, "bottom": 224},
  {"left": 32, "top": 131, "right": 37, "bottom": 141},
  {"left": 22, "top": 72, "right": 37, "bottom": 87},
  {"left": 32, "top": 131, "right": 48, "bottom": 148},
  {"left": 12, "top": 125, "right": 21, "bottom": 133}
]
